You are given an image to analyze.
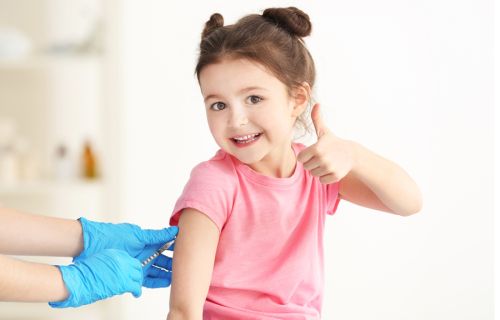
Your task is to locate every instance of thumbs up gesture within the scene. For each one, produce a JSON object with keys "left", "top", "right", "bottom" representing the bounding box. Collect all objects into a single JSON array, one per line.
[{"left": 297, "top": 103, "right": 357, "bottom": 184}]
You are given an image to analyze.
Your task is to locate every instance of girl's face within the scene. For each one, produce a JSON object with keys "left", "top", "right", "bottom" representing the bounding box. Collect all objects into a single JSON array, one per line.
[{"left": 199, "top": 58, "right": 307, "bottom": 172}]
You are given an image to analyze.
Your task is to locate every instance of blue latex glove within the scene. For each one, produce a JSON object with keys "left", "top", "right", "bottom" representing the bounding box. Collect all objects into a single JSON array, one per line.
[
  {"left": 49, "top": 249, "right": 142, "bottom": 308},
  {"left": 75, "top": 217, "right": 178, "bottom": 262},
  {"left": 138, "top": 244, "right": 174, "bottom": 288}
]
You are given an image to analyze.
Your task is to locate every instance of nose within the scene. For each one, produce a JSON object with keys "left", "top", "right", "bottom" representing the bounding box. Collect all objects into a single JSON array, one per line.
[{"left": 227, "top": 105, "right": 249, "bottom": 127}]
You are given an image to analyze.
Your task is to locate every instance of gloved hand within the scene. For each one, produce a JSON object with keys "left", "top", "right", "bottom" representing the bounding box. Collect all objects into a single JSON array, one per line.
[
  {"left": 138, "top": 244, "right": 174, "bottom": 288},
  {"left": 75, "top": 217, "right": 178, "bottom": 262},
  {"left": 49, "top": 249, "right": 142, "bottom": 308}
]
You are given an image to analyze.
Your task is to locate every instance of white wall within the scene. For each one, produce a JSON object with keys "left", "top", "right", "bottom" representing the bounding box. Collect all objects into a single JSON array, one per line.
[{"left": 117, "top": 1, "right": 493, "bottom": 319}]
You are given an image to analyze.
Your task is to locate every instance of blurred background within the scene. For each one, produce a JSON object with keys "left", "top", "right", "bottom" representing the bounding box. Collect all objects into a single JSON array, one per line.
[{"left": 0, "top": 0, "right": 494, "bottom": 319}]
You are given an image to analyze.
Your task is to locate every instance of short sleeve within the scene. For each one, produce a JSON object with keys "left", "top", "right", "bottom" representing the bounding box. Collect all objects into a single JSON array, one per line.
[
  {"left": 170, "top": 160, "right": 236, "bottom": 231},
  {"left": 326, "top": 181, "right": 341, "bottom": 215}
]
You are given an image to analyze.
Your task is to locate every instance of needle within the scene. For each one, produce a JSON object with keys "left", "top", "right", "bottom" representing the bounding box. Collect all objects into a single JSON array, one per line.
[{"left": 141, "top": 240, "right": 175, "bottom": 268}]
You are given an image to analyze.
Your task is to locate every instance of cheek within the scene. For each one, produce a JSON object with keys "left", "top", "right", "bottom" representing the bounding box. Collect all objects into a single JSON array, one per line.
[
  {"left": 259, "top": 107, "right": 294, "bottom": 130},
  {"left": 207, "top": 116, "right": 225, "bottom": 138}
]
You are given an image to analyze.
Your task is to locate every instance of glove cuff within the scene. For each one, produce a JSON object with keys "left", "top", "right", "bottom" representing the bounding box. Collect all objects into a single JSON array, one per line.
[
  {"left": 48, "top": 265, "right": 81, "bottom": 308},
  {"left": 73, "top": 217, "right": 94, "bottom": 261}
]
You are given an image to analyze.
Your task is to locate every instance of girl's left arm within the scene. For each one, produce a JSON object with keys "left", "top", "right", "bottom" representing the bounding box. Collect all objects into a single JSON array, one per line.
[
  {"left": 298, "top": 104, "right": 422, "bottom": 217},
  {"left": 340, "top": 141, "right": 423, "bottom": 216}
]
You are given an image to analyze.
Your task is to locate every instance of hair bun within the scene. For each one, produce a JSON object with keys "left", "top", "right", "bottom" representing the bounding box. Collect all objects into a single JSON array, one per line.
[
  {"left": 202, "top": 13, "right": 224, "bottom": 39},
  {"left": 262, "top": 7, "right": 312, "bottom": 37}
]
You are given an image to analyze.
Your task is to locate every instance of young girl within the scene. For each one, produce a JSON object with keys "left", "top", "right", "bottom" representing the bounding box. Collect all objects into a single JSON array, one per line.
[{"left": 168, "top": 7, "right": 422, "bottom": 319}]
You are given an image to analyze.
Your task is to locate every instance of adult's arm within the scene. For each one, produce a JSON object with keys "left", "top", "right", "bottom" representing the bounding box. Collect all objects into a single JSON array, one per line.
[
  {"left": 0, "top": 254, "right": 68, "bottom": 302},
  {"left": 0, "top": 207, "right": 83, "bottom": 257}
]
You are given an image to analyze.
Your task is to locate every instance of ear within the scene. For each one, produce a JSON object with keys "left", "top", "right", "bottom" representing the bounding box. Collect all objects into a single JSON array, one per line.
[{"left": 291, "top": 82, "right": 311, "bottom": 117}]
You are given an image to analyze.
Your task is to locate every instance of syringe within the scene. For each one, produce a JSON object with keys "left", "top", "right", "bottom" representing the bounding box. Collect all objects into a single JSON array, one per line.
[{"left": 141, "top": 239, "right": 175, "bottom": 268}]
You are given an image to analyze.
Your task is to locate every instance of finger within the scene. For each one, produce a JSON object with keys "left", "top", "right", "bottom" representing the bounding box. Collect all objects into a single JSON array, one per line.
[
  {"left": 141, "top": 226, "right": 179, "bottom": 245},
  {"left": 152, "top": 254, "right": 172, "bottom": 271},
  {"left": 319, "top": 173, "right": 339, "bottom": 184},
  {"left": 146, "top": 265, "right": 171, "bottom": 279},
  {"left": 130, "top": 282, "right": 143, "bottom": 298},
  {"left": 311, "top": 103, "right": 327, "bottom": 138},
  {"left": 143, "top": 276, "right": 172, "bottom": 289},
  {"left": 135, "top": 244, "right": 159, "bottom": 265},
  {"left": 297, "top": 146, "right": 316, "bottom": 164},
  {"left": 310, "top": 166, "right": 331, "bottom": 177},
  {"left": 130, "top": 260, "right": 144, "bottom": 283},
  {"left": 302, "top": 157, "right": 322, "bottom": 171}
]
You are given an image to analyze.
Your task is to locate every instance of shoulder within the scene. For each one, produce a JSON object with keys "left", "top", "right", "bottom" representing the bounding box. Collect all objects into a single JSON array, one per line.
[
  {"left": 188, "top": 149, "right": 238, "bottom": 189},
  {"left": 191, "top": 149, "right": 235, "bottom": 176},
  {"left": 172, "top": 150, "right": 237, "bottom": 228}
]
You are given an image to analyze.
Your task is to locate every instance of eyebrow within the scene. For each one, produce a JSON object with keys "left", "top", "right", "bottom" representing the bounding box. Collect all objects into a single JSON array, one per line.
[{"left": 203, "top": 86, "right": 268, "bottom": 102}]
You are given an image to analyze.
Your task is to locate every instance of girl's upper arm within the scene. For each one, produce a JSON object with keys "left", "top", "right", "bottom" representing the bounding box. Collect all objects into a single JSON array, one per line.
[{"left": 168, "top": 208, "right": 220, "bottom": 319}]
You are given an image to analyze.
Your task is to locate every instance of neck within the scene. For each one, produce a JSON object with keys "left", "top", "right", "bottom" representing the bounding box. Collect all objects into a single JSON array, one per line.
[{"left": 249, "top": 143, "right": 296, "bottom": 178}]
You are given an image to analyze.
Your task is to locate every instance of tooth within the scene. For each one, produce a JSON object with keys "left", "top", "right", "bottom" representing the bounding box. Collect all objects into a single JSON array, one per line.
[{"left": 233, "top": 133, "right": 260, "bottom": 141}]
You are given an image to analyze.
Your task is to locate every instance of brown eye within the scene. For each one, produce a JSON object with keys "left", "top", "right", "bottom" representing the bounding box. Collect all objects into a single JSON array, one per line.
[
  {"left": 210, "top": 102, "right": 226, "bottom": 111},
  {"left": 248, "top": 95, "right": 263, "bottom": 104}
]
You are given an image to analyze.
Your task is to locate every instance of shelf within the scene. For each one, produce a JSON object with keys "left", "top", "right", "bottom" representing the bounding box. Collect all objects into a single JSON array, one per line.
[
  {"left": 0, "top": 179, "right": 104, "bottom": 196},
  {"left": 0, "top": 53, "right": 101, "bottom": 70},
  {"left": 0, "top": 2, "right": 111, "bottom": 319}
]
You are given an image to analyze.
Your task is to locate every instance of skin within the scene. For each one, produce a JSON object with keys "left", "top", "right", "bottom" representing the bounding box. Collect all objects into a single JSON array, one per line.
[
  {"left": 298, "top": 103, "right": 423, "bottom": 216},
  {"left": 0, "top": 207, "right": 83, "bottom": 257},
  {"left": 0, "top": 207, "right": 82, "bottom": 302},
  {"left": 201, "top": 58, "right": 308, "bottom": 178},
  {"left": 0, "top": 255, "right": 69, "bottom": 302},
  {"left": 168, "top": 57, "right": 422, "bottom": 319}
]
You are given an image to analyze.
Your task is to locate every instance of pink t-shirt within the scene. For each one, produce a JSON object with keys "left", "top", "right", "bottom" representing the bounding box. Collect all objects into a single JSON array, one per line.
[{"left": 170, "top": 143, "right": 341, "bottom": 320}]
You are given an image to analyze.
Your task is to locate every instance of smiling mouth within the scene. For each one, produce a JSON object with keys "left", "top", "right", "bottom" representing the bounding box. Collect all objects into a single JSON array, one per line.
[{"left": 231, "top": 133, "right": 262, "bottom": 144}]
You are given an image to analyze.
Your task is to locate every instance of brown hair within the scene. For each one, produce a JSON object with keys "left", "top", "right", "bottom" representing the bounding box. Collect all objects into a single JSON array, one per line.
[{"left": 195, "top": 7, "right": 316, "bottom": 135}]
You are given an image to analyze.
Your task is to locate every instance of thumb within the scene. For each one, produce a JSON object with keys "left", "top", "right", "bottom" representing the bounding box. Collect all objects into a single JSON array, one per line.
[
  {"left": 311, "top": 103, "right": 326, "bottom": 138},
  {"left": 141, "top": 226, "right": 179, "bottom": 245},
  {"left": 131, "top": 284, "right": 142, "bottom": 298},
  {"left": 135, "top": 244, "right": 160, "bottom": 265}
]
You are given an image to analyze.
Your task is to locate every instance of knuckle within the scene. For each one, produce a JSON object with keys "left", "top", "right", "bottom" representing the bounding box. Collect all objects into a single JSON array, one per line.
[
  {"left": 325, "top": 164, "right": 334, "bottom": 173},
  {"left": 315, "top": 147, "right": 324, "bottom": 157},
  {"left": 311, "top": 144, "right": 321, "bottom": 155}
]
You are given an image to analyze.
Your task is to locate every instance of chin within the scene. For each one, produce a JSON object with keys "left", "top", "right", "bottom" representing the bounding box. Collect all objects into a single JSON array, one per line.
[
  {"left": 225, "top": 147, "right": 265, "bottom": 165},
  {"left": 231, "top": 152, "right": 262, "bottom": 165}
]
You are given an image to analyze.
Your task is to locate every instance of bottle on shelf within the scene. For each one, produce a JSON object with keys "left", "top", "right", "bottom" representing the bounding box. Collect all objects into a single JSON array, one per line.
[
  {"left": 81, "top": 140, "right": 98, "bottom": 179},
  {"left": 53, "top": 143, "right": 73, "bottom": 181}
]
